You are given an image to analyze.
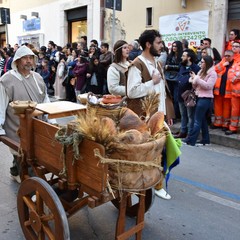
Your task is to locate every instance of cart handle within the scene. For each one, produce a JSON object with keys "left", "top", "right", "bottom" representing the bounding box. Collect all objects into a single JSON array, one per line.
[{"left": 0, "top": 135, "right": 20, "bottom": 152}]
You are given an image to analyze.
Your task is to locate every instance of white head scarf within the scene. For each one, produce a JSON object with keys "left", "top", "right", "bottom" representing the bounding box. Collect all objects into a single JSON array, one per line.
[{"left": 11, "top": 45, "right": 38, "bottom": 70}]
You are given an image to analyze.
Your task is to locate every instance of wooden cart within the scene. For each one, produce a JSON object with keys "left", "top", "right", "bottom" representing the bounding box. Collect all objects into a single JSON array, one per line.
[{"left": 1, "top": 101, "right": 156, "bottom": 240}]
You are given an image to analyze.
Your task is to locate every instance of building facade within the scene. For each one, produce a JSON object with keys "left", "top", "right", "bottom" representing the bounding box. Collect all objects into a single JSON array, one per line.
[
  {"left": 0, "top": 0, "right": 104, "bottom": 49},
  {"left": 0, "top": 0, "right": 239, "bottom": 54}
]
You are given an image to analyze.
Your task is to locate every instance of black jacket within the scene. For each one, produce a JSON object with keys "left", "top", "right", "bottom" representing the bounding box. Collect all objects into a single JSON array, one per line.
[{"left": 177, "top": 63, "right": 200, "bottom": 102}]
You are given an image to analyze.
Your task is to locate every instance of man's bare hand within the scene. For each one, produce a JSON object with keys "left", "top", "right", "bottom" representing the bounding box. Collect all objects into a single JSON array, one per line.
[
  {"left": 167, "top": 118, "right": 173, "bottom": 126},
  {"left": 152, "top": 70, "right": 161, "bottom": 85}
]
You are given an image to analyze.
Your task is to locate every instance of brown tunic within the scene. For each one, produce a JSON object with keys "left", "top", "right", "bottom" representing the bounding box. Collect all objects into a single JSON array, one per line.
[{"left": 127, "top": 57, "right": 175, "bottom": 119}]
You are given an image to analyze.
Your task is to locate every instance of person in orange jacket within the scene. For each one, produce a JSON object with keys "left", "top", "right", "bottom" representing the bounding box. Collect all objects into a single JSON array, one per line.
[
  {"left": 225, "top": 29, "right": 240, "bottom": 51},
  {"left": 232, "top": 41, "right": 240, "bottom": 63},
  {"left": 212, "top": 50, "right": 235, "bottom": 130},
  {"left": 226, "top": 62, "right": 240, "bottom": 134}
]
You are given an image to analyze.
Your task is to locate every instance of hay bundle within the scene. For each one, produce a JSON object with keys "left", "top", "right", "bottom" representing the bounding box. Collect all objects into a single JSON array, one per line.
[
  {"left": 141, "top": 92, "right": 160, "bottom": 122},
  {"left": 75, "top": 110, "right": 117, "bottom": 148}
]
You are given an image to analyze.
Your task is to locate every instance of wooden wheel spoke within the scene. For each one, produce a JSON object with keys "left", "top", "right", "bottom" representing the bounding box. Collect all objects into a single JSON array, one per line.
[
  {"left": 18, "top": 177, "right": 70, "bottom": 240},
  {"left": 23, "top": 196, "right": 36, "bottom": 212},
  {"left": 24, "top": 219, "right": 32, "bottom": 227},
  {"left": 40, "top": 213, "right": 54, "bottom": 222},
  {"left": 36, "top": 191, "right": 44, "bottom": 214},
  {"left": 42, "top": 223, "right": 55, "bottom": 239}
]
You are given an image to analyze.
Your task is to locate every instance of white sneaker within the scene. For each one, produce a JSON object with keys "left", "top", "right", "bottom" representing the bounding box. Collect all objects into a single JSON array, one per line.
[
  {"left": 31, "top": 195, "right": 36, "bottom": 202},
  {"left": 155, "top": 188, "right": 171, "bottom": 200},
  {"left": 11, "top": 175, "right": 21, "bottom": 184}
]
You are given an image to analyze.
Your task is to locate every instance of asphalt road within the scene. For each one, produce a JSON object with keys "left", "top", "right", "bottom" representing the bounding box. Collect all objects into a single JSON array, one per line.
[{"left": 0, "top": 141, "right": 240, "bottom": 240}]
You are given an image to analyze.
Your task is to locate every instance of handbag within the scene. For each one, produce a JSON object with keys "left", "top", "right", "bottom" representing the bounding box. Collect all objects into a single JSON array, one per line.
[
  {"left": 90, "top": 73, "right": 98, "bottom": 86},
  {"left": 181, "top": 89, "right": 196, "bottom": 107}
]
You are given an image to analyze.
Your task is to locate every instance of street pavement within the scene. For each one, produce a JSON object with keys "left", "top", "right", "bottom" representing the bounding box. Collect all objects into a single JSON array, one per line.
[
  {"left": 0, "top": 103, "right": 239, "bottom": 239},
  {"left": 170, "top": 121, "right": 240, "bottom": 149}
]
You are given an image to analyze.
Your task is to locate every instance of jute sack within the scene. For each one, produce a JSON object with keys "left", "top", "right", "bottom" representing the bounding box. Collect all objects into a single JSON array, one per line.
[{"left": 102, "top": 135, "right": 166, "bottom": 191}]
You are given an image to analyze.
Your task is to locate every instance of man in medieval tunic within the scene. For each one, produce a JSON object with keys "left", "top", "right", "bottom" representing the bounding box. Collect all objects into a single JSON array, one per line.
[
  {"left": 127, "top": 29, "right": 177, "bottom": 200},
  {"left": 0, "top": 45, "right": 54, "bottom": 183}
]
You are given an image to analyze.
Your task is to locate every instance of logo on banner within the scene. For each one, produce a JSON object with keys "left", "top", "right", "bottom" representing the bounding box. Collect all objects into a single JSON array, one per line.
[{"left": 175, "top": 14, "right": 190, "bottom": 32}]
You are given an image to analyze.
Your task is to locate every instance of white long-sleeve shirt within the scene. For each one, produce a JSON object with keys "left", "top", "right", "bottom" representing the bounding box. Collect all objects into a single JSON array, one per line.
[
  {"left": 107, "top": 61, "right": 130, "bottom": 96},
  {"left": 127, "top": 55, "right": 166, "bottom": 114}
]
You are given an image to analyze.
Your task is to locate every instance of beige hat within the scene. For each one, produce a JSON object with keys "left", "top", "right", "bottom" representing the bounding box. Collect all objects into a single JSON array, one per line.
[{"left": 11, "top": 45, "right": 38, "bottom": 70}]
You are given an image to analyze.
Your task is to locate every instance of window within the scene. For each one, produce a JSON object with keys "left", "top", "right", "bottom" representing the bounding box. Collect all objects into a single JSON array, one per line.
[
  {"left": 146, "top": 7, "right": 152, "bottom": 26},
  {"left": 71, "top": 20, "right": 87, "bottom": 43}
]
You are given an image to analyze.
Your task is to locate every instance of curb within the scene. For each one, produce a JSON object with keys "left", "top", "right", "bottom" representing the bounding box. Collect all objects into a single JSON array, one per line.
[{"left": 170, "top": 123, "right": 240, "bottom": 150}]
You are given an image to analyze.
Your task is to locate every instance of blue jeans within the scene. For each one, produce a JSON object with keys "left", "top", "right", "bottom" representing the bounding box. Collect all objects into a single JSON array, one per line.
[
  {"left": 178, "top": 101, "right": 195, "bottom": 134},
  {"left": 187, "top": 97, "right": 212, "bottom": 145}
]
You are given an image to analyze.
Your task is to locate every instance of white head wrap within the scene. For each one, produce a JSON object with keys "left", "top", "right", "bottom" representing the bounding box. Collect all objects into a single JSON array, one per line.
[{"left": 11, "top": 45, "right": 38, "bottom": 70}]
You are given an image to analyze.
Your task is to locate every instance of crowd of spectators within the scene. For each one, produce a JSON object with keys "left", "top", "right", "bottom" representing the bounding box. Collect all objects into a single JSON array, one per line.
[{"left": 1, "top": 28, "right": 240, "bottom": 142}]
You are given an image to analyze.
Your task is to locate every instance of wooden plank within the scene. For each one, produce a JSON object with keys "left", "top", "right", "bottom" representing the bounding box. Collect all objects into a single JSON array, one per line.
[
  {"left": 36, "top": 101, "right": 86, "bottom": 118},
  {"left": 116, "top": 222, "right": 144, "bottom": 240},
  {"left": 0, "top": 136, "right": 20, "bottom": 152},
  {"left": 32, "top": 119, "right": 63, "bottom": 174},
  {"left": 67, "top": 139, "right": 107, "bottom": 193}
]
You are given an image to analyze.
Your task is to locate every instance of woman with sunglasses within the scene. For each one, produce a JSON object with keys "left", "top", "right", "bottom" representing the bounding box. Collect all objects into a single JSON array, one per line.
[{"left": 184, "top": 56, "right": 217, "bottom": 146}]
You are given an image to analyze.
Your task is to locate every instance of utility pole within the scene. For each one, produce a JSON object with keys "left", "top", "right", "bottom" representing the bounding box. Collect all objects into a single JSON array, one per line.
[
  {"left": 0, "top": 8, "right": 11, "bottom": 45},
  {"left": 111, "top": 0, "right": 116, "bottom": 49},
  {"left": 105, "top": 0, "right": 122, "bottom": 49}
]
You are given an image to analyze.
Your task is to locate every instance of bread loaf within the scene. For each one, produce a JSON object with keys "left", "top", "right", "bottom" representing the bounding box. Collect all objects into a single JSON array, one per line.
[
  {"left": 117, "top": 129, "right": 143, "bottom": 144},
  {"left": 118, "top": 108, "right": 148, "bottom": 133},
  {"left": 147, "top": 111, "right": 164, "bottom": 135}
]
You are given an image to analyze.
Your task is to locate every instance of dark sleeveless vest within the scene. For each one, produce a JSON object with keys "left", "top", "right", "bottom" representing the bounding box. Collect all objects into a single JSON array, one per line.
[{"left": 127, "top": 57, "right": 175, "bottom": 119}]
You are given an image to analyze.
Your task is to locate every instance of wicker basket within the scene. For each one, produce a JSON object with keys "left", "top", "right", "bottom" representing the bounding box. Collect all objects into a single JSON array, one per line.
[
  {"left": 9, "top": 100, "right": 37, "bottom": 114},
  {"left": 96, "top": 134, "right": 166, "bottom": 191},
  {"left": 77, "top": 93, "right": 88, "bottom": 104},
  {"left": 87, "top": 92, "right": 127, "bottom": 122}
]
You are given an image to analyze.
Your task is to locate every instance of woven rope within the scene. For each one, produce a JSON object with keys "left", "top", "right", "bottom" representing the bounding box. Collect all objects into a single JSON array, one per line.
[
  {"left": 94, "top": 148, "right": 163, "bottom": 171},
  {"left": 55, "top": 127, "right": 83, "bottom": 176}
]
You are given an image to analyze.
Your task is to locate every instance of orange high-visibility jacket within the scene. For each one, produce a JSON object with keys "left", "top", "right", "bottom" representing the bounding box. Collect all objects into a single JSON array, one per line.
[
  {"left": 228, "top": 62, "right": 240, "bottom": 97},
  {"left": 214, "top": 59, "right": 232, "bottom": 98}
]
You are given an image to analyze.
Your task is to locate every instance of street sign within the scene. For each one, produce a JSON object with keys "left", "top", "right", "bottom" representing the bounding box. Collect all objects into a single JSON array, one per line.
[
  {"left": 105, "top": 0, "right": 122, "bottom": 11},
  {"left": 0, "top": 8, "right": 10, "bottom": 24}
]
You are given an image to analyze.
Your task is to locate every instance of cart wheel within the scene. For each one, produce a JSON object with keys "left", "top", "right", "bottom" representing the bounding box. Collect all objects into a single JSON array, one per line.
[
  {"left": 111, "top": 188, "right": 155, "bottom": 218},
  {"left": 17, "top": 177, "right": 70, "bottom": 240}
]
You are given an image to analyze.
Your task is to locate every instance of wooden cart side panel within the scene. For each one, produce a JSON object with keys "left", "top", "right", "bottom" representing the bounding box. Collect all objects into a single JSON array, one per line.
[
  {"left": 33, "top": 119, "right": 63, "bottom": 174},
  {"left": 32, "top": 119, "right": 108, "bottom": 193},
  {"left": 66, "top": 139, "right": 108, "bottom": 193}
]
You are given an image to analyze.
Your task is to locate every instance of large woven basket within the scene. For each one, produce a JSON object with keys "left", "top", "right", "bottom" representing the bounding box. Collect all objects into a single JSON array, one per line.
[
  {"left": 87, "top": 93, "right": 127, "bottom": 122},
  {"left": 9, "top": 100, "right": 37, "bottom": 114},
  {"left": 96, "top": 134, "right": 166, "bottom": 191}
]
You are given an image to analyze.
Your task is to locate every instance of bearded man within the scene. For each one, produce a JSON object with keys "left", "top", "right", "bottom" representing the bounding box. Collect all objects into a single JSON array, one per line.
[
  {"left": 127, "top": 29, "right": 175, "bottom": 199},
  {"left": 174, "top": 49, "right": 200, "bottom": 139},
  {"left": 0, "top": 45, "right": 55, "bottom": 183}
]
